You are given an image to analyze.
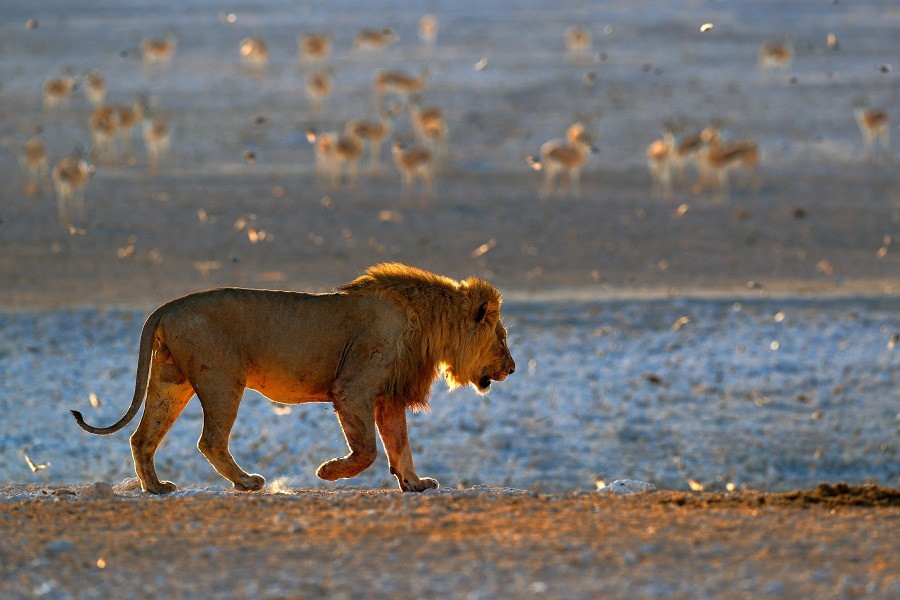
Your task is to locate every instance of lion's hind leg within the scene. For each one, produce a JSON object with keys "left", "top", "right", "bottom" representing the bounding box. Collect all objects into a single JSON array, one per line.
[
  {"left": 194, "top": 378, "right": 266, "bottom": 492},
  {"left": 316, "top": 402, "right": 378, "bottom": 481},
  {"left": 130, "top": 357, "right": 195, "bottom": 494}
]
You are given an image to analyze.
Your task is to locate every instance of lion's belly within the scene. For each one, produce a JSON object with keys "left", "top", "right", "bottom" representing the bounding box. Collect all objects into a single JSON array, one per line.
[{"left": 246, "top": 369, "right": 333, "bottom": 405}]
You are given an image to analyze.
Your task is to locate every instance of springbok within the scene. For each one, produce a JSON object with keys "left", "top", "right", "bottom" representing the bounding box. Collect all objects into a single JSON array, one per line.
[
  {"left": 374, "top": 69, "right": 427, "bottom": 106},
  {"left": 142, "top": 112, "right": 171, "bottom": 174},
  {"left": 528, "top": 122, "right": 595, "bottom": 199},
  {"left": 42, "top": 71, "right": 77, "bottom": 111},
  {"left": 328, "top": 130, "right": 365, "bottom": 189},
  {"left": 298, "top": 33, "right": 332, "bottom": 63},
  {"left": 646, "top": 128, "right": 676, "bottom": 200},
  {"left": 305, "top": 70, "right": 333, "bottom": 114},
  {"left": 354, "top": 28, "right": 397, "bottom": 51},
  {"left": 758, "top": 38, "right": 793, "bottom": 81},
  {"left": 699, "top": 125, "right": 760, "bottom": 197},
  {"left": 83, "top": 70, "right": 106, "bottom": 107},
  {"left": 52, "top": 149, "right": 95, "bottom": 227},
  {"left": 408, "top": 96, "right": 448, "bottom": 167},
  {"left": 306, "top": 128, "right": 338, "bottom": 185},
  {"left": 564, "top": 26, "right": 592, "bottom": 62},
  {"left": 418, "top": 15, "right": 438, "bottom": 46},
  {"left": 345, "top": 110, "right": 393, "bottom": 173},
  {"left": 308, "top": 128, "right": 364, "bottom": 190},
  {"left": 853, "top": 103, "right": 890, "bottom": 156},
  {"left": 141, "top": 33, "right": 177, "bottom": 66},
  {"left": 89, "top": 105, "right": 119, "bottom": 161},
  {"left": 239, "top": 36, "right": 268, "bottom": 71},
  {"left": 674, "top": 130, "right": 704, "bottom": 186},
  {"left": 20, "top": 136, "right": 49, "bottom": 197},
  {"left": 392, "top": 142, "right": 434, "bottom": 202},
  {"left": 117, "top": 100, "right": 144, "bottom": 155}
]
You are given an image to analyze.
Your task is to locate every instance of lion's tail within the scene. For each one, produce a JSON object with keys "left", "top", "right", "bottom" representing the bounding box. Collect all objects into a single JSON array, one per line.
[{"left": 71, "top": 305, "right": 164, "bottom": 435}]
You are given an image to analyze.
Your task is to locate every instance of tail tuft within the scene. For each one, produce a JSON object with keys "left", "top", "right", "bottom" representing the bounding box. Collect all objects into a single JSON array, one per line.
[{"left": 71, "top": 409, "right": 83, "bottom": 422}]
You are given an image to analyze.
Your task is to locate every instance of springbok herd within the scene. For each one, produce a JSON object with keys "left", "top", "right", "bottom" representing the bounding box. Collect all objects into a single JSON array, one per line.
[{"left": 15, "top": 15, "right": 893, "bottom": 230}]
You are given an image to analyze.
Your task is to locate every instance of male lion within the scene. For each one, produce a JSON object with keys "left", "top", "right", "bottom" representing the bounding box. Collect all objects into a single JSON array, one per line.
[{"left": 72, "top": 263, "right": 515, "bottom": 494}]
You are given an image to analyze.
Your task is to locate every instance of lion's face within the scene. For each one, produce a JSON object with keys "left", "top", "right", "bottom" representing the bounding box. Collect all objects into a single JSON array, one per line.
[{"left": 472, "top": 321, "right": 515, "bottom": 394}]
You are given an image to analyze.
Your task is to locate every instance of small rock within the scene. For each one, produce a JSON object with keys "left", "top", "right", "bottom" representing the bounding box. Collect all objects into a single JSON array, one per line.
[
  {"left": 597, "top": 479, "right": 657, "bottom": 495},
  {"left": 44, "top": 539, "right": 73, "bottom": 556},
  {"left": 113, "top": 477, "right": 142, "bottom": 493},
  {"left": 78, "top": 481, "right": 115, "bottom": 500}
]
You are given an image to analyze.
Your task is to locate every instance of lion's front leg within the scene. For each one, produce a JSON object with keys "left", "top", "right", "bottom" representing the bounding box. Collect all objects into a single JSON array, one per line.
[{"left": 375, "top": 399, "right": 439, "bottom": 493}]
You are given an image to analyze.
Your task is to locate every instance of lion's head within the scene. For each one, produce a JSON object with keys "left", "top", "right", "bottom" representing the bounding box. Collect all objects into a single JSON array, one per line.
[
  {"left": 340, "top": 263, "right": 515, "bottom": 407},
  {"left": 442, "top": 278, "right": 515, "bottom": 394}
]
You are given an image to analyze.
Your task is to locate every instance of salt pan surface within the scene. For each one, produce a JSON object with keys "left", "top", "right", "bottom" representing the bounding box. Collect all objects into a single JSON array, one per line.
[{"left": 1, "top": 297, "right": 897, "bottom": 493}]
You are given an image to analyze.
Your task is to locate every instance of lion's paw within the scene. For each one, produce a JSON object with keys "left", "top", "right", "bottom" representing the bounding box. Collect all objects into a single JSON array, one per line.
[
  {"left": 234, "top": 474, "right": 266, "bottom": 492},
  {"left": 399, "top": 475, "right": 439, "bottom": 493},
  {"left": 316, "top": 460, "right": 342, "bottom": 481},
  {"left": 145, "top": 480, "right": 178, "bottom": 495},
  {"left": 417, "top": 477, "right": 439, "bottom": 491}
]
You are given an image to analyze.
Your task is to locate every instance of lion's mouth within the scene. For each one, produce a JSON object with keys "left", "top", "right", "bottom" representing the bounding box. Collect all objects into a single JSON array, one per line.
[{"left": 478, "top": 375, "right": 492, "bottom": 390}]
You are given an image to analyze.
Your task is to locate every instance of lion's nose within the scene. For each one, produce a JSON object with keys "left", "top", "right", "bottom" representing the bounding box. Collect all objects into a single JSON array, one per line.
[{"left": 508, "top": 360, "right": 516, "bottom": 375}]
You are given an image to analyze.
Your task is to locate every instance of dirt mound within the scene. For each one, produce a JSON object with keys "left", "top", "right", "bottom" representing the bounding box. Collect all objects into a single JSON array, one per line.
[
  {"left": 780, "top": 483, "right": 900, "bottom": 507},
  {"left": 654, "top": 483, "right": 900, "bottom": 509}
]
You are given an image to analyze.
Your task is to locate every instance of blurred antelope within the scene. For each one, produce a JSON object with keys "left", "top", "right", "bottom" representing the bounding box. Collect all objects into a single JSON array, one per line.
[
  {"left": 345, "top": 110, "right": 393, "bottom": 173},
  {"left": 19, "top": 136, "right": 49, "bottom": 197},
  {"left": 42, "top": 71, "right": 77, "bottom": 111},
  {"left": 528, "top": 122, "right": 595, "bottom": 199},
  {"left": 328, "top": 130, "right": 365, "bottom": 189},
  {"left": 83, "top": 70, "right": 106, "bottom": 107},
  {"left": 354, "top": 28, "right": 397, "bottom": 51},
  {"left": 306, "top": 128, "right": 337, "bottom": 185},
  {"left": 699, "top": 125, "right": 760, "bottom": 197},
  {"left": 564, "top": 26, "right": 592, "bottom": 62},
  {"left": 374, "top": 69, "right": 427, "bottom": 105},
  {"left": 239, "top": 36, "right": 268, "bottom": 71},
  {"left": 853, "top": 103, "right": 890, "bottom": 156},
  {"left": 758, "top": 38, "right": 793, "bottom": 81},
  {"left": 674, "top": 130, "right": 704, "bottom": 185},
  {"left": 52, "top": 149, "right": 95, "bottom": 226},
  {"left": 141, "top": 33, "right": 177, "bottom": 66},
  {"left": 305, "top": 70, "right": 333, "bottom": 114},
  {"left": 418, "top": 15, "right": 438, "bottom": 46},
  {"left": 298, "top": 33, "right": 332, "bottom": 63},
  {"left": 117, "top": 100, "right": 144, "bottom": 154},
  {"left": 392, "top": 142, "right": 434, "bottom": 202},
  {"left": 646, "top": 127, "right": 676, "bottom": 200},
  {"left": 89, "top": 105, "right": 119, "bottom": 161},
  {"left": 408, "top": 96, "right": 448, "bottom": 167},
  {"left": 142, "top": 112, "right": 170, "bottom": 174}
]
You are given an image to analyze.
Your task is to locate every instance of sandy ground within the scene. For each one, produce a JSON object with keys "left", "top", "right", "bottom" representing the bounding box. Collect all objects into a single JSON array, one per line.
[
  {"left": 1, "top": 1, "right": 899, "bottom": 597},
  {"left": 1, "top": 483, "right": 899, "bottom": 599}
]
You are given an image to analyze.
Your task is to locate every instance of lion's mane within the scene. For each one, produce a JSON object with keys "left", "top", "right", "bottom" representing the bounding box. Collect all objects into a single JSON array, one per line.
[{"left": 339, "top": 262, "right": 502, "bottom": 411}]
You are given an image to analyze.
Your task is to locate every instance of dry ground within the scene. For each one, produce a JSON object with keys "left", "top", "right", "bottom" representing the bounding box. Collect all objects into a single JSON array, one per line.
[{"left": 1, "top": 484, "right": 898, "bottom": 599}]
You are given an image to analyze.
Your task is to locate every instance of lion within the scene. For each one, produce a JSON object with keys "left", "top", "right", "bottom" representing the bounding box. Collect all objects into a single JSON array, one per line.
[{"left": 72, "top": 263, "right": 515, "bottom": 494}]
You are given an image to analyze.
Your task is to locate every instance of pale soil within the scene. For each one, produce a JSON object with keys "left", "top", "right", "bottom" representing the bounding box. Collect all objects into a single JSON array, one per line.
[
  {"left": 1, "top": 167, "right": 898, "bottom": 310},
  {"left": 1, "top": 484, "right": 898, "bottom": 599}
]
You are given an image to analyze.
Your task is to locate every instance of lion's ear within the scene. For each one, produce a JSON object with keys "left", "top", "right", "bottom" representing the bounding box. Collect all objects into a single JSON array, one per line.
[{"left": 474, "top": 300, "right": 500, "bottom": 328}]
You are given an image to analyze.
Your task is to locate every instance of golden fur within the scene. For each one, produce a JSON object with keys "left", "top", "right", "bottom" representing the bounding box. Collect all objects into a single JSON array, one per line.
[{"left": 72, "top": 263, "right": 515, "bottom": 494}]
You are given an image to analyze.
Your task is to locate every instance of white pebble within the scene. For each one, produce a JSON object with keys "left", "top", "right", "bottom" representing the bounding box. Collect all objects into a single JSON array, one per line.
[{"left": 597, "top": 479, "right": 657, "bottom": 495}]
